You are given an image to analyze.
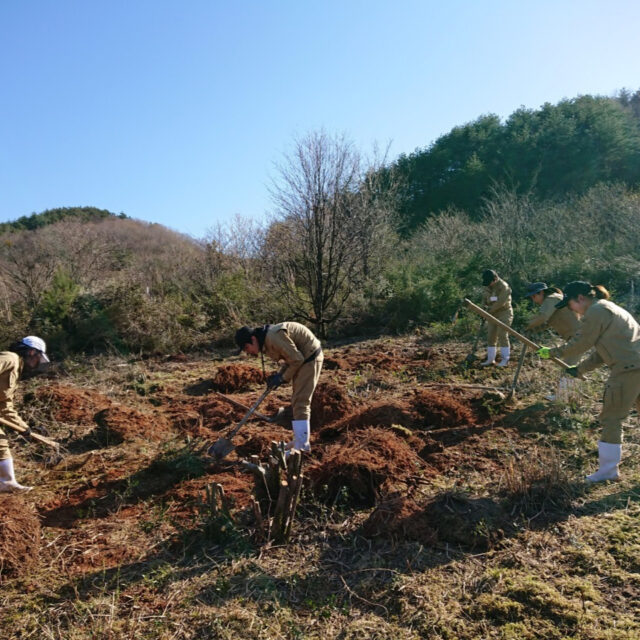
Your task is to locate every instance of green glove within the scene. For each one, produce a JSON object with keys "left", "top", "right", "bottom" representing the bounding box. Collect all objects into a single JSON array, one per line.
[
  {"left": 537, "top": 346, "right": 551, "bottom": 359},
  {"left": 566, "top": 366, "right": 580, "bottom": 378}
]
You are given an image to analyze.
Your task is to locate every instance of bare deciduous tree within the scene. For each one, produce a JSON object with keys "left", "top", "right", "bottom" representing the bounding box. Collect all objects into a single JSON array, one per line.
[{"left": 268, "top": 131, "right": 377, "bottom": 337}]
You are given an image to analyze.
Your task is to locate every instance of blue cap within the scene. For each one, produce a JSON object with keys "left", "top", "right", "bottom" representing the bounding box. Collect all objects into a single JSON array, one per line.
[{"left": 525, "top": 282, "right": 547, "bottom": 298}]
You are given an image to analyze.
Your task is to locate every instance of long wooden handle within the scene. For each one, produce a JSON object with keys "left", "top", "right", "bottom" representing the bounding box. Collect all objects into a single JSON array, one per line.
[
  {"left": 0, "top": 416, "right": 60, "bottom": 450},
  {"left": 464, "top": 298, "right": 571, "bottom": 369},
  {"left": 212, "top": 391, "right": 272, "bottom": 422},
  {"left": 226, "top": 387, "right": 272, "bottom": 439}
]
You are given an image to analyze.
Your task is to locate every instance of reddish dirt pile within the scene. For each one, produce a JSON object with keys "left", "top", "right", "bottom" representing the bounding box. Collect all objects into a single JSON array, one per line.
[
  {"left": 310, "top": 382, "right": 354, "bottom": 430},
  {"left": 35, "top": 384, "right": 111, "bottom": 424},
  {"left": 319, "top": 401, "right": 416, "bottom": 439},
  {"left": 413, "top": 389, "right": 475, "bottom": 429},
  {"left": 234, "top": 424, "right": 291, "bottom": 458},
  {"left": 323, "top": 351, "right": 408, "bottom": 372},
  {"left": 199, "top": 397, "right": 240, "bottom": 425},
  {"left": 211, "top": 364, "right": 265, "bottom": 393},
  {"left": 362, "top": 493, "right": 437, "bottom": 543},
  {"left": 308, "top": 427, "right": 423, "bottom": 506},
  {"left": 165, "top": 471, "right": 255, "bottom": 513},
  {"left": 0, "top": 497, "right": 40, "bottom": 579},
  {"left": 94, "top": 406, "right": 172, "bottom": 442}
]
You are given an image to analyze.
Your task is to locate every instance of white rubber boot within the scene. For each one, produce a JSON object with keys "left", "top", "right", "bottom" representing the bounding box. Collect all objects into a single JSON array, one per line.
[
  {"left": 481, "top": 346, "right": 497, "bottom": 366},
  {"left": 291, "top": 419, "right": 311, "bottom": 452},
  {"left": 0, "top": 458, "right": 33, "bottom": 494},
  {"left": 497, "top": 347, "right": 510, "bottom": 367},
  {"left": 585, "top": 441, "right": 621, "bottom": 483}
]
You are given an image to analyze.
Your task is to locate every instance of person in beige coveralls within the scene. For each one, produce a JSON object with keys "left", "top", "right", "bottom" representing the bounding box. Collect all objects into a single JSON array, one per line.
[
  {"left": 235, "top": 322, "right": 323, "bottom": 452},
  {"left": 0, "top": 336, "right": 50, "bottom": 493},
  {"left": 537, "top": 281, "right": 640, "bottom": 482},
  {"left": 481, "top": 269, "right": 514, "bottom": 367},
  {"left": 524, "top": 282, "right": 581, "bottom": 402}
]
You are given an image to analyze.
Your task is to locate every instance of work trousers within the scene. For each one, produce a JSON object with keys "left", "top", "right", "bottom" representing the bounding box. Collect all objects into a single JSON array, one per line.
[
  {"left": 487, "top": 308, "right": 514, "bottom": 348},
  {"left": 291, "top": 354, "right": 324, "bottom": 420},
  {"left": 599, "top": 369, "right": 640, "bottom": 444},
  {"left": 0, "top": 427, "right": 10, "bottom": 460}
]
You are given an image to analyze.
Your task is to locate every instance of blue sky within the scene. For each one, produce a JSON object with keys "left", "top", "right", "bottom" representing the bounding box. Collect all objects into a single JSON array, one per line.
[{"left": 2, "top": 0, "right": 639, "bottom": 239}]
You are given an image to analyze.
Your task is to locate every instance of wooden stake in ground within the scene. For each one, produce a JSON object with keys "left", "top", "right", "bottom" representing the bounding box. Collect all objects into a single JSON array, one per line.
[{"left": 242, "top": 442, "right": 304, "bottom": 544}]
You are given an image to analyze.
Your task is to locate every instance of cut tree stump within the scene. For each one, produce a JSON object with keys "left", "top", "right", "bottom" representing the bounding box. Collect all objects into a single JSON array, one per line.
[{"left": 241, "top": 442, "right": 304, "bottom": 544}]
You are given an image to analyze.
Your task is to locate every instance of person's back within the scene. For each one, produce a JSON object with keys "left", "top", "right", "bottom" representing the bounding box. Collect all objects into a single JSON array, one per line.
[{"left": 573, "top": 299, "right": 640, "bottom": 373}]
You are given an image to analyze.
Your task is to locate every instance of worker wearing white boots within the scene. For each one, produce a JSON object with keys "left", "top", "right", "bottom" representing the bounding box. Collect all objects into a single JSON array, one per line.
[
  {"left": 0, "top": 336, "right": 50, "bottom": 494},
  {"left": 481, "top": 269, "right": 513, "bottom": 367},
  {"left": 524, "top": 282, "right": 581, "bottom": 402},
  {"left": 537, "top": 281, "right": 640, "bottom": 483},
  {"left": 235, "top": 322, "right": 323, "bottom": 454}
]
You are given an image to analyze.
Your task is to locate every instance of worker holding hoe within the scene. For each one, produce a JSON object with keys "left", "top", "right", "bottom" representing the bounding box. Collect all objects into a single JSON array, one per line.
[
  {"left": 537, "top": 281, "right": 640, "bottom": 483},
  {"left": 480, "top": 269, "right": 513, "bottom": 367},
  {"left": 235, "top": 322, "right": 323, "bottom": 453},
  {"left": 0, "top": 336, "right": 50, "bottom": 494},
  {"left": 524, "top": 282, "right": 581, "bottom": 402}
]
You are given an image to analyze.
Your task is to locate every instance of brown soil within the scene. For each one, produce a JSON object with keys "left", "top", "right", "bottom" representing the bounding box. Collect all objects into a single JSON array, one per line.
[
  {"left": 412, "top": 389, "right": 475, "bottom": 429},
  {"left": 211, "top": 364, "right": 265, "bottom": 393},
  {"left": 234, "top": 423, "right": 291, "bottom": 458},
  {"left": 94, "top": 406, "right": 172, "bottom": 442},
  {"left": 307, "top": 427, "right": 424, "bottom": 506},
  {"left": 318, "top": 389, "right": 474, "bottom": 440},
  {"left": 22, "top": 337, "right": 519, "bottom": 583},
  {"left": 361, "top": 493, "right": 438, "bottom": 543},
  {"left": 35, "top": 384, "right": 112, "bottom": 424},
  {"left": 318, "top": 400, "right": 415, "bottom": 440},
  {"left": 310, "top": 382, "right": 354, "bottom": 430},
  {"left": 0, "top": 497, "right": 40, "bottom": 579}
]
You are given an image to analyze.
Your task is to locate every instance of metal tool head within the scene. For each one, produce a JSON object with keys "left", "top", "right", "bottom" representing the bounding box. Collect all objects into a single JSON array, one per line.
[{"left": 208, "top": 437, "right": 235, "bottom": 461}]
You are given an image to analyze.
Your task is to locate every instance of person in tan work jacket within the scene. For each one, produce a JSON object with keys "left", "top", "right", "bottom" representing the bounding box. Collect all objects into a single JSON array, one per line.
[
  {"left": 537, "top": 281, "right": 640, "bottom": 482},
  {"left": 0, "top": 336, "right": 50, "bottom": 493},
  {"left": 480, "top": 269, "right": 513, "bottom": 367},
  {"left": 235, "top": 322, "right": 323, "bottom": 453},
  {"left": 524, "top": 282, "right": 581, "bottom": 402}
]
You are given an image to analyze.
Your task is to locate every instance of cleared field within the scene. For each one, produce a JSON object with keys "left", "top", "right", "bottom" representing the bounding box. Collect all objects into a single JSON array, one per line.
[{"left": 2, "top": 332, "right": 639, "bottom": 639}]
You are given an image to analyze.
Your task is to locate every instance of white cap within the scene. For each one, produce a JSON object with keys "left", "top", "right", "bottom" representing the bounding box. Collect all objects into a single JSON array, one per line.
[{"left": 21, "top": 336, "right": 50, "bottom": 363}]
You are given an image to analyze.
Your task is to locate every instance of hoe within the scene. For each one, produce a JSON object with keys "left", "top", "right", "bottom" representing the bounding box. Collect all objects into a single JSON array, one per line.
[
  {"left": 208, "top": 386, "right": 273, "bottom": 461},
  {"left": 0, "top": 416, "right": 63, "bottom": 465}
]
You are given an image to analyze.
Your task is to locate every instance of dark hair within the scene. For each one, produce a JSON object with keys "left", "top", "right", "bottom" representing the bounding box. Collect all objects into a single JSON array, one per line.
[
  {"left": 562, "top": 281, "right": 611, "bottom": 303},
  {"left": 234, "top": 324, "right": 271, "bottom": 350},
  {"left": 482, "top": 269, "right": 498, "bottom": 286},
  {"left": 7, "top": 341, "right": 30, "bottom": 357},
  {"left": 543, "top": 286, "right": 562, "bottom": 297},
  {"left": 234, "top": 326, "right": 254, "bottom": 349}
]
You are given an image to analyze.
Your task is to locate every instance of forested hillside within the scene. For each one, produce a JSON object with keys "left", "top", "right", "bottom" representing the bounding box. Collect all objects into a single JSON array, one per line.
[
  {"left": 2, "top": 90, "right": 640, "bottom": 356},
  {"left": 391, "top": 90, "right": 640, "bottom": 230}
]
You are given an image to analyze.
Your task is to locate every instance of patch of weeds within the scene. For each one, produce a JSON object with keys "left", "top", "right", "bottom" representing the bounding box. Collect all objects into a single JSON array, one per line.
[
  {"left": 500, "top": 447, "right": 578, "bottom": 519},
  {"left": 304, "top": 593, "right": 349, "bottom": 620},
  {"left": 505, "top": 575, "right": 583, "bottom": 627},
  {"left": 138, "top": 504, "right": 170, "bottom": 534},
  {"left": 469, "top": 592, "right": 524, "bottom": 623},
  {"left": 415, "top": 366, "right": 449, "bottom": 383},
  {"left": 181, "top": 484, "right": 251, "bottom": 556},
  {"left": 142, "top": 562, "right": 175, "bottom": 589}
]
